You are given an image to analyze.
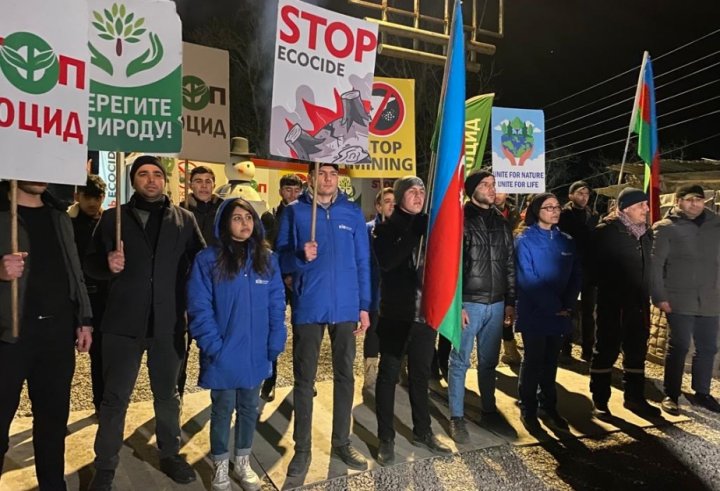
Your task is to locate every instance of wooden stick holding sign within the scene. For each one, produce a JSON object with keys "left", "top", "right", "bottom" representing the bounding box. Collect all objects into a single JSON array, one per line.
[
  {"left": 310, "top": 175, "right": 319, "bottom": 242},
  {"left": 10, "top": 180, "right": 19, "bottom": 338},
  {"left": 115, "top": 152, "right": 123, "bottom": 249},
  {"left": 183, "top": 159, "right": 190, "bottom": 209}
]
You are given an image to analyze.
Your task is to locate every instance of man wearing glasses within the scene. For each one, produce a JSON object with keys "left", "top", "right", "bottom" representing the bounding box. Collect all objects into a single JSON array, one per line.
[{"left": 651, "top": 184, "right": 720, "bottom": 415}]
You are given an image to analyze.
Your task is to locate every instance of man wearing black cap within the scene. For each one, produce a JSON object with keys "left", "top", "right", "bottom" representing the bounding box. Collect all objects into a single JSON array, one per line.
[
  {"left": 373, "top": 176, "right": 452, "bottom": 464},
  {"left": 651, "top": 184, "right": 720, "bottom": 415},
  {"left": 85, "top": 155, "right": 205, "bottom": 490},
  {"left": 446, "top": 170, "right": 515, "bottom": 443},
  {"left": 276, "top": 161, "right": 371, "bottom": 476},
  {"left": 558, "top": 180, "right": 599, "bottom": 362},
  {"left": 69, "top": 174, "right": 108, "bottom": 415},
  {"left": 589, "top": 187, "right": 660, "bottom": 419}
]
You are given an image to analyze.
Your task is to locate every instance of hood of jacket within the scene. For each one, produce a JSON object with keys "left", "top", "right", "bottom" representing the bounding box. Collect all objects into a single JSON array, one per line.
[{"left": 212, "top": 196, "right": 265, "bottom": 244}]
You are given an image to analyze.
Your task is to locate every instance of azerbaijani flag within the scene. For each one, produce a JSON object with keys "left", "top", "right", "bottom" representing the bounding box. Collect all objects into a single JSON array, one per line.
[
  {"left": 630, "top": 51, "right": 661, "bottom": 222},
  {"left": 422, "top": 0, "right": 465, "bottom": 350}
]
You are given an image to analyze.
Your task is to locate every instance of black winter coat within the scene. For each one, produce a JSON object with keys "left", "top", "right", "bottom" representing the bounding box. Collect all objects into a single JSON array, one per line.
[
  {"left": 462, "top": 203, "right": 516, "bottom": 305},
  {"left": 558, "top": 203, "right": 598, "bottom": 264},
  {"left": 85, "top": 195, "right": 205, "bottom": 338},
  {"left": 373, "top": 207, "right": 427, "bottom": 322},
  {"left": 590, "top": 216, "right": 652, "bottom": 307},
  {"left": 181, "top": 194, "right": 222, "bottom": 247}
]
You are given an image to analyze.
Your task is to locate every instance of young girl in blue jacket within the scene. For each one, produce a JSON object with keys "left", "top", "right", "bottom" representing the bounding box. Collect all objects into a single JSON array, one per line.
[
  {"left": 514, "top": 193, "right": 581, "bottom": 433},
  {"left": 188, "top": 198, "right": 286, "bottom": 491}
]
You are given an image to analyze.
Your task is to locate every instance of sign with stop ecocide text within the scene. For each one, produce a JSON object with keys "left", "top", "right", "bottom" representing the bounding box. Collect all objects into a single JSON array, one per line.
[
  {"left": 269, "top": 0, "right": 378, "bottom": 165},
  {"left": 0, "top": 0, "right": 89, "bottom": 185}
]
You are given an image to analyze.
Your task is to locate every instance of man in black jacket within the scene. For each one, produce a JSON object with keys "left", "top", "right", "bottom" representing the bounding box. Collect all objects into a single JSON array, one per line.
[
  {"left": 69, "top": 174, "right": 108, "bottom": 415},
  {"left": 447, "top": 170, "right": 515, "bottom": 443},
  {"left": 373, "top": 176, "right": 451, "bottom": 466},
  {"left": 558, "top": 180, "right": 599, "bottom": 362},
  {"left": 589, "top": 187, "right": 660, "bottom": 420},
  {"left": 86, "top": 156, "right": 205, "bottom": 490},
  {"left": 178, "top": 166, "right": 222, "bottom": 399},
  {"left": 0, "top": 180, "right": 93, "bottom": 490}
]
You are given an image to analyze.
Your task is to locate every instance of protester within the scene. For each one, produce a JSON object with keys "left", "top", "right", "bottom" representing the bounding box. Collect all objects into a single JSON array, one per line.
[
  {"left": 494, "top": 192, "right": 521, "bottom": 230},
  {"left": 69, "top": 174, "right": 108, "bottom": 415},
  {"left": 178, "top": 166, "right": 223, "bottom": 399},
  {"left": 589, "top": 187, "right": 660, "bottom": 419},
  {"left": 0, "top": 180, "right": 93, "bottom": 490},
  {"left": 86, "top": 155, "right": 205, "bottom": 490},
  {"left": 276, "top": 162, "right": 371, "bottom": 476},
  {"left": 364, "top": 186, "right": 395, "bottom": 395},
  {"left": 188, "top": 198, "right": 286, "bottom": 491},
  {"left": 515, "top": 193, "right": 581, "bottom": 432},
  {"left": 447, "top": 170, "right": 516, "bottom": 443},
  {"left": 651, "top": 184, "right": 720, "bottom": 415},
  {"left": 558, "top": 180, "right": 599, "bottom": 363},
  {"left": 372, "top": 176, "right": 451, "bottom": 465},
  {"left": 260, "top": 173, "right": 302, "bottom": 402}
]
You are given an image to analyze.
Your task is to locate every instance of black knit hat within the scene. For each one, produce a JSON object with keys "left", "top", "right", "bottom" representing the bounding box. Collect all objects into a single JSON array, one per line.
[
  {"left": 464, "top": 169, "right": 493, "bottom": 196},
  {"left": 524, "top": 192, "right": 556, "bottom": 226},
  {"left": 569, "top": 180, "right": 590, "bottom": 194},
  {"left": 129, "top": 155, "right": 166, "bottom": 183},
  {"left": 393, "top": 175, "right": 425, "bottom": 205},
  {"left": 617, "top": 187, "right": 648, "bottom": 211},
  {"left": 675, "top": 184, "right": 704, "bottom": 199}
]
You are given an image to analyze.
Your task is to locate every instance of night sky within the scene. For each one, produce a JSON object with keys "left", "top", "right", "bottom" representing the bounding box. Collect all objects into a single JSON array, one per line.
[{"left": 174, "top": 0, "right": 720, "bottom": 164}]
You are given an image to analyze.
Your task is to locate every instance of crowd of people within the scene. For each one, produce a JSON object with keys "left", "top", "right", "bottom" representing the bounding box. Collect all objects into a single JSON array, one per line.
[{"left": 1, "top": 157, "right": 719, "bottom": 491}]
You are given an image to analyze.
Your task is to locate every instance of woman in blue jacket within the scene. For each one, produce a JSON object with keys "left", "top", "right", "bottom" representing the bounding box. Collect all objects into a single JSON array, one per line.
[
  {"left": 188, "top": 198, "right": 286, "bottom": 491},
  {"left": 515, "top": 193, "right": 581, "bottom": 433}
]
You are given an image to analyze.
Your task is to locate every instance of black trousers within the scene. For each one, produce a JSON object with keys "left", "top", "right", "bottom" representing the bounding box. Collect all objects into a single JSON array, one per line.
[
  {"left": 562, "top": 281, "right": 597, "bottom": 355},
  {"left": 177, "top": 336, "right": 192, "bottom": 398},
  {"left": 89, "top": 331, "right": 104, "bottom": 411},
  {"left": 518, "top": 333, "right": 564, "bottom": 415},
  {"left": 375, "top": 318, "right": 437, "bottom": 442},
  {"left": 0, "top": 315, "right": 75, "bottom": 491},
  {"left": 590, "top": 301, "right": 649, "bottom": 404},
  {"left": 94, "top": 332, "right": 185, "bottom": 470},
  {"left": 292, "top": 322, "right": 356, "bottom": 451}
]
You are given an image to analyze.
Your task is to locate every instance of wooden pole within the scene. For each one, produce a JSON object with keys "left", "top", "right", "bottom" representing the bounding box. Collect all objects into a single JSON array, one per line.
[
  {"left": 183, "top": 159, "right": 189, "bottom": 208},
  {"left": 380, "top": 176, "right": 386, "bottom": 221},
  {"left": 10, "top": 180, "right": 19, "bottom": 338},
  {"left": 115, "top": 152, "right": 123, "bottom": 249},
  {"left": 310, "top": 178, "right": 319, "bottom": 242}
]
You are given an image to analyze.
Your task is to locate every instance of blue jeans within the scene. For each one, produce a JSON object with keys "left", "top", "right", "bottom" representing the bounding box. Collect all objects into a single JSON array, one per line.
[
  {"left": 518, "top": 333, "right": 564, "bottom": 415},
  {"left": 210, "top": 386, "right": 261, "bottom": 460},
  {"left": 664, "top": 313, "right": 719, "bottom": 399},
  {"left": 448, "top": 301, "right": 505, "bottom": 417}
]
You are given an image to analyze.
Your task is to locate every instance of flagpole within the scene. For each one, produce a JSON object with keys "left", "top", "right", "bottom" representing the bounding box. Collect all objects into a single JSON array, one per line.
[
  {"left": 618, "top": 52, "right": 649, "bottom": 186},
  {"left": 10, "top": 180, "right": 19, "bottom": 338}
]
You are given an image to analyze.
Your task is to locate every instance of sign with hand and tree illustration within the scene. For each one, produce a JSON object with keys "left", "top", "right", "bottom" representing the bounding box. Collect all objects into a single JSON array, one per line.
[
  {"left": 491, "top": 107, "right": 546, "bottom": 193},
  {"left": 87, "top": 0, "right": 182, "bottom": 152}
]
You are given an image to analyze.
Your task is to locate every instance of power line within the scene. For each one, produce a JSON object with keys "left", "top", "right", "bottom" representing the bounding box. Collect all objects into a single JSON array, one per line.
[
  {"left": 547, "top": 91, "right": 720, "bottom": 149},
  {"left": 547, "top": 64, "right": 720, "bottom": 136},
  {"left": 546, "top": 108, "right": 720, "bottom": 162},
  {"left": 546, "top": 49, "right": 720, "bottom": 124},
  {"left": 543, "top": 26, "right": 720, "bottom": 110}
]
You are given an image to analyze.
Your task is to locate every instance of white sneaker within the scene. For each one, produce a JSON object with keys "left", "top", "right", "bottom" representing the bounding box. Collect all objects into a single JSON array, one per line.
[
  {"left": 211, "top": 459, "right": 231, "bottom": 491},
  {"left": 234, "top": 454, "right": 261, "bottom": 491}
]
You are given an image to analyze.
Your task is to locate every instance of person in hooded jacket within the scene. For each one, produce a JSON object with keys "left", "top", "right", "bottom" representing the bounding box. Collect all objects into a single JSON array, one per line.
[
  {"left": 188, "top": 198, "right": 286, "bottom": 491},
  {"left": 515, "top": 193, "right": 581, "bottom": 433}
]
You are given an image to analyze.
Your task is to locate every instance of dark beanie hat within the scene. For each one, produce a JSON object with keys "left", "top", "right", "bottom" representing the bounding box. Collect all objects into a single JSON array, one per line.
[
  {"left": 464, "top": 169, "right": 493, "bottom": 196},
  {"left": 129, "top": 155, "right": 166, "bottom": 183},
  {"left": 675, "top": 184, "right": 704, "bottom": 199},
  {"left": 569, "top": 180, "right": 590, "bottom": 194},
  {"left": 617, "top": 187, "right": 648, "bottom": 211},
  {"left": 524, "top": 192, "right": 556, "bottom": 226},
  {"left": 393, "top": 175, "right": 425, "bottom": 204}
]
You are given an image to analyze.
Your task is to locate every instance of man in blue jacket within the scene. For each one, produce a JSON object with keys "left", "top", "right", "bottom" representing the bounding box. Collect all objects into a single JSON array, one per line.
[{"left": 276, "top": 162, "right": 371, "bottom": 476}]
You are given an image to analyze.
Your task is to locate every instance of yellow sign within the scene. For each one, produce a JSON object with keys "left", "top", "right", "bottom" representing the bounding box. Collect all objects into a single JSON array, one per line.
[{"left": 347, "top": 77, "right": 416, "bottom": 178}]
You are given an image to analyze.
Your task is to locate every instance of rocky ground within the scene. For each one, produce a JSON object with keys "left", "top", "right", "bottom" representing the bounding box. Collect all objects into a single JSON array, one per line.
[{"left": 14, "top": 313, "right": 720, "bottom": 490}]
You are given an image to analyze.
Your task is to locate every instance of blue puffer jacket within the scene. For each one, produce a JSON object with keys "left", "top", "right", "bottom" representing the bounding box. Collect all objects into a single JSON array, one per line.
[
  {"left": 367, "top": 214, "right": 382, "bottom": 313},
  {"left": 276, "top": 192, "right": 371, "bottom": 325},
  {"left": 187, "top": 199, "right": 287, "bottom": 390},
  {"left": 514, "top": 224, "right": 581, "bottom": 336}
]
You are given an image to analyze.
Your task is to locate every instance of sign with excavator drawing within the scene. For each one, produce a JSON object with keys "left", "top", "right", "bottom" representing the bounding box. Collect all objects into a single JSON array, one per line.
[{"left": 269, "top": 0, "right": 378, "bottom": 164}]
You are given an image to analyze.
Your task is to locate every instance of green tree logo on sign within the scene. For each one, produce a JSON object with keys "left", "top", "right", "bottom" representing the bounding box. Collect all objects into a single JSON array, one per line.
[
  {"left": 0, "top": 32, "right": 59, "bottom": 94},
  {"left": 182, "top": 75, "right": 210, "bottom": 110},
  {"left": 89, "top": 2, "right": 163, "bottom": 77}
]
